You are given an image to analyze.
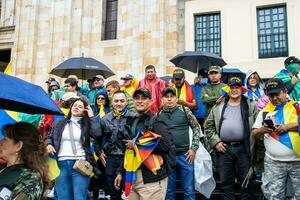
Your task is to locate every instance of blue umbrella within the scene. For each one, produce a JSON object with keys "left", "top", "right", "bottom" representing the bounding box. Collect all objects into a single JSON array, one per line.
[
  {"left": 221, "top": 68, "right": 246, "bottom": 84},
  {"left": 0, "top": 72, "right": 63, "bottom": 115},
  {"left": 170, "top": 51, "right": 227, "bottom": 73}
]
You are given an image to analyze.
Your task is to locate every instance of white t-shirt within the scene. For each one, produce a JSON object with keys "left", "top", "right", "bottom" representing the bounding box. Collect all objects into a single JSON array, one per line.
[{"left": 252, "top": 110, "right": 300, "bottom": 161}]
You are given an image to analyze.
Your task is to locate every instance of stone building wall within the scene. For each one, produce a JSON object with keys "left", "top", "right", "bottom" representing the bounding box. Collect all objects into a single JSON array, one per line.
[{"left": 0, "top": 0, "right": 185, "bottom": 85}]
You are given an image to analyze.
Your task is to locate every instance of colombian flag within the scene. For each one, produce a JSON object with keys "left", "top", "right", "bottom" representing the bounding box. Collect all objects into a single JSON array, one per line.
[
  {"left": 124, "top": 130, "right": 163, "bottom": 197},
  {"left": 263, "top": 100, "right": 300, "bottom": 157}
]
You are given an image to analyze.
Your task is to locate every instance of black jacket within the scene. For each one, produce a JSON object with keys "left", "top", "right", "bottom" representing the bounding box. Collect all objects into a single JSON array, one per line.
[
  {"left": 125, "top": 111, "right": 173, "bottom": 184},
  {"left": 46, "top": 116, "right": 100, "bottom": 167}
]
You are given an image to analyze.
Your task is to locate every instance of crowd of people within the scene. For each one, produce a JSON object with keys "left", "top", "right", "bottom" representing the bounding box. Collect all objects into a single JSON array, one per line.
[{"left": 1, "top": 56, "right": 300, "bottom": 200}]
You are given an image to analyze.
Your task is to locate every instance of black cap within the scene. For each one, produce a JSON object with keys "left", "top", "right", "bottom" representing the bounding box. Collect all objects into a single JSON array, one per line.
[
  {"left": 45, "top": 77, "right": 55, "bottom": 84},
  {"left": 228, "top": 76, "right": 243, "bottom": 86},
  {"left": 173, "top": 69, "right": 185, "bottom": 80},
  {"left": 121, "top": 74, "right": 133, "bottom": 80},
  {"left": 265, "top": 78, "right": 285, "bottom": 95},
  {"left": 162, "top": 87, "right": 176, "bottom": 96},
  {"left": 284, "top": 56, "right": 300, "bottom": 66},
  {"left": 133, "top": 87, "right": 151, "bottom": 99}
]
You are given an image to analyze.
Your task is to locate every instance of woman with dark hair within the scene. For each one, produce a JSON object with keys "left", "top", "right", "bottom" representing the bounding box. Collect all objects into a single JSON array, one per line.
[
  {"left": 46, "top": 98, "right": 100, "bottom": 200},
  {"left": 93, "top": 91, "right": 110, "bottom": 118},
  {"left": 0, "top": 122, "right": 50, "bottom": 200}
]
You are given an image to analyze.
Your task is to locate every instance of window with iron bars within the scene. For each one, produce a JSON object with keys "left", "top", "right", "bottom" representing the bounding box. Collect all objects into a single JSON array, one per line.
[
  {"left": 257, "top": 5, "right": 288, "bottom": 58},
  {"left": 103, "top": 0, "right": 118, "bottom": 40},
  {"left": 194, "top": 13, "right": 221, "bottom": 56}
]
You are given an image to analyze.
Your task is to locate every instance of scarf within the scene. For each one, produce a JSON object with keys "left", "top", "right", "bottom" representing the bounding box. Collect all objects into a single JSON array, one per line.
[
  {"left": 113, "top": 106, "right": 127, "bottom": 119},
  {"left": 99, "top": 105, "right": 106, "bottom": 118},
  {"left": 124, "top": 130, "right": 163, "bottom": 197},
  {"left": 173, "top": 81, "right": 193, "bottom": 103},
  {"left": 138, "top": 76, "right": 167, "bottom": 114},
  {"left": 263, "top": 100, "right": 300, "bottom": 157}
]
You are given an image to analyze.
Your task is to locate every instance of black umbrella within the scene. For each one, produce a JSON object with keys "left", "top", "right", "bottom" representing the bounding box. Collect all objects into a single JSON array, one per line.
[
  {"left": 50, "top": 57, "right": 115, "bottom": 79},
  {"left": 170, "top": 51, "right": 226, "bottom": 73},
  {"left": 0, "top": 72, "right": 63, "bottom": 115}
]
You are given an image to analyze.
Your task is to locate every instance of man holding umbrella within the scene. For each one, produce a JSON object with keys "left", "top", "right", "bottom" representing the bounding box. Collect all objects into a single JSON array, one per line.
[{"left": 81, "top": 75, "right": 106, "bottom": 108}]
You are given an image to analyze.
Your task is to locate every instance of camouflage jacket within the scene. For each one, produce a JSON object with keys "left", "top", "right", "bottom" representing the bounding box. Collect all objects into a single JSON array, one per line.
[{"left": 0, "top": 164, "right": 43, "bottom": 200}]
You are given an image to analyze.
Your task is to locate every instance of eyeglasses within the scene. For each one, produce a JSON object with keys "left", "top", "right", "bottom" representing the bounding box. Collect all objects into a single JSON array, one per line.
[
  {"left": 94, "top": 79, "right": 102, "bottom": 82},
  {"left": 97, "top": 97, "right": 105, "bottom": 100}
]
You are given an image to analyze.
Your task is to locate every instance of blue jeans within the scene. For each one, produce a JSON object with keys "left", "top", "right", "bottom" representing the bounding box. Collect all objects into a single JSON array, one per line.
[
  {"left": 166, "top": 154, "right": 195, "bottom": 200},
  {"left": 55, "top": 160, "right": 90, "bottom": 200}
]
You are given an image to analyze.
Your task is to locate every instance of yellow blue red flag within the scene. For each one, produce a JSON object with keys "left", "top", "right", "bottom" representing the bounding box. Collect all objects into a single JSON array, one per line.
[
  {"left": 124, "top": 130, "right": 163, "bottom": 197},
  {"left": 263, "top": 100, "right": 300, "bottom": 157}
]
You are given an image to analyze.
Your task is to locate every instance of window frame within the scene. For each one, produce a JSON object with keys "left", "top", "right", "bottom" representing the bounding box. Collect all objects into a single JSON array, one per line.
[
  {"left": 256, "top": 4, "right": 289, "bottom": 58},
  {"left": 103, "top": 0, "right": 118, "bottom": 40},
  {"left": 194, "top": 12, "right": 222, "bottom": 56}
]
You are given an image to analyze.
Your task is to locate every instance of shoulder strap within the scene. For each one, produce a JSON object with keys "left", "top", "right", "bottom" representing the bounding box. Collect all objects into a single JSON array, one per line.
[{"left": 67, "top": 122, "right": 77, "bottom": 155}]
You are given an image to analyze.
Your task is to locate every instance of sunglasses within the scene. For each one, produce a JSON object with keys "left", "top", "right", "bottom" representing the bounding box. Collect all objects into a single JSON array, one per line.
[{"left": 97, "top": 97, "right": 105, "bottom": 100}]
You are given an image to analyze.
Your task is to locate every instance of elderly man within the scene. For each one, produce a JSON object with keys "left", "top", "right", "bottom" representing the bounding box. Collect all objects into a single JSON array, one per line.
[
  {"left": 252, "top": 78, "right": 300, "bottom": 200},
  {"left": 205, "top": 77, "right": 258, "bottom": 200},
  {"left": 81, "top": 75, "right": 106, "bottom": 108},
  {"left": 172, "top": 69, "right": 197, "bottom": 110}
]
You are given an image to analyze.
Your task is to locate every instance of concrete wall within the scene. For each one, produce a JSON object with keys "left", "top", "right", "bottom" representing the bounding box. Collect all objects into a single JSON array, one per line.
[
  {"left": 1, "top": 0, "right": 300, "bottom": 86},
  {"left": 0, "top": 0, "right": 185, "bottom": 85},
  {"left": 185, "top": 0, "right": 300, "bottom": 79}
]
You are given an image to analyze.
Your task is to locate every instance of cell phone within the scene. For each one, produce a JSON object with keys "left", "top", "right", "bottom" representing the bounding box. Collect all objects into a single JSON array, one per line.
[{"left": 264, "top": 119, "right": 275, "bottom": 130}]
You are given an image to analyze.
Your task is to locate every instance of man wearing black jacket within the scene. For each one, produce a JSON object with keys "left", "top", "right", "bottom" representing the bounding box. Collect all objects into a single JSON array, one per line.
[{"left": 115, "top": 87, "right": 174, "bottom": 200}]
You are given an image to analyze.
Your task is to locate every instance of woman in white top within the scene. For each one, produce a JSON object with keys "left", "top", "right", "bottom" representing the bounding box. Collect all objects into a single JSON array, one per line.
[{"left": 46, "top": 98, "right": 99, "bottom": 200}]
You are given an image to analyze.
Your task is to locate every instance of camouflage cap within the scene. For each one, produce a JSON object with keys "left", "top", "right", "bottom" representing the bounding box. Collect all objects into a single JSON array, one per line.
[
  {"left": 208, "top": 66, "right": 221, "bottom": 74},
  {"left": 133, "top": 87, "right": 151, "bottom": 99}
]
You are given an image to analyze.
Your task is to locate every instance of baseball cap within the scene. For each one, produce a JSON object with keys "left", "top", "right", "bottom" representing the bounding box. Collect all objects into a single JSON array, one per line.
[
  {"left": 264, "top": 78, "right": 285, "bottom": 95},
  {"left": 208, "top": 66, "right": 221, "bottom": 74},
  {"left": 61, "top": 92, "right": 79, "bottom": 101},
  {"left": 284, "top": 56, "right": 300, "bottom": 66},
  {"left": 228, "top": 76, "right": 243, "bottom": 86},
  {"left": 162, "top": 87, "right": 176, "bottom": 96},
  {"left": 93, "top": 75, "right": 104, "bottom": 80},
  {"left": 121, "top": 74, "right": 133, "bottom": 80},
  {"left": 173, "top": 69, "right": 185, "bottom": 80},
  {"left": 49, "top": 80, "right": 60, "bottom": 87},
  {"left": 45, "top": 77, "right": 55, "bottom": 84},
  {"left": 133, "top": 87, "right": 151, "bottom": 99}
]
